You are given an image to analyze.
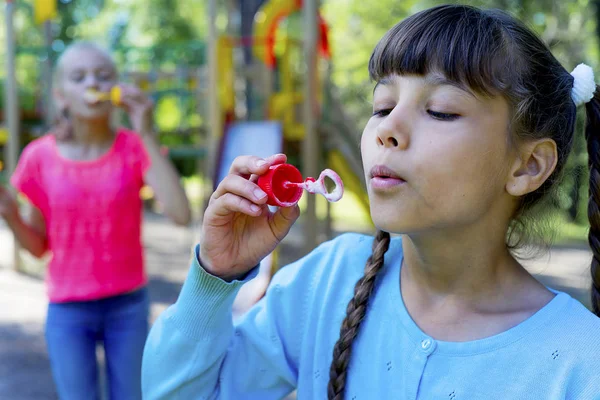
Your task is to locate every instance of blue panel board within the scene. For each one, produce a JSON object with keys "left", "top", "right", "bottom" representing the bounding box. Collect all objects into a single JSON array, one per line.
[{"left": 216, "top": 121, "right": 283, "bottom": 187}]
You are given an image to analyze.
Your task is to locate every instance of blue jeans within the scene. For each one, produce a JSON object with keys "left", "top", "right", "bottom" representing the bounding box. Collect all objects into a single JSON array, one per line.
[{"left": 45, "top": 287, "right": 149, "bottom": 400}]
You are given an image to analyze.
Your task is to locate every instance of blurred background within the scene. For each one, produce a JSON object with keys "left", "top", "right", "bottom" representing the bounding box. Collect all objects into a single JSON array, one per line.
[
  {"left": 2, "top": 0, "right": 599, "bottom": 242},
  {"left": 0, "top": 0, "right": 598, "bottom": 398}
]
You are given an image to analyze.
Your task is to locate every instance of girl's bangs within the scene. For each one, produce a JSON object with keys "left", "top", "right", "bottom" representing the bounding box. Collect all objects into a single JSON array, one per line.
[{"left": 368, "top": 6, "right": 512, "bottom": 96}]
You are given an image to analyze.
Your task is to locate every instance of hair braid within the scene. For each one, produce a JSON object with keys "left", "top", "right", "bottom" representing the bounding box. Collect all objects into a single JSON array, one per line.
[
  {"left": 327, "top": 230, "right": 391, "bottom": 400},
  {"left": 585, "top": 88, "right": 600, "bottom": 316}
]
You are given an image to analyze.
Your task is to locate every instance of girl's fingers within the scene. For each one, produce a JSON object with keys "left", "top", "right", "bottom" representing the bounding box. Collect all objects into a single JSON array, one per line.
[
  {"left": 118, "top": 84, "right": 142, "bottom": 98},
  {"left": 209, "top": 153, "right": 287, "bottom": 210},
  {"left": 270, "top": 204, "right": 301, "bottom": 239},
  {"left": 210, "top": 193, "right": 263, "bottom": 217},
  {"left": 117, "top": 85, "right": 152, "bottom": 107},
  {"left": 268, "top": 154, "right": 286, "bottom": 166},
  {"left": 211, "top": 175, "right": 268, "bottom": 205},
  {"left": 118, "top": 93, "right": 143, "bottom": 108},
  {"left": 228, "top": 154, "right": 287, "bottom": 179}
]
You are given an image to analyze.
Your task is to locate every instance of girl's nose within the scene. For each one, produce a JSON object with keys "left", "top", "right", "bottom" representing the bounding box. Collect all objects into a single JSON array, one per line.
[
  {"left": 84, "top": 73, "right": 99, "bottom": 88},
  {"left": 375, "top": 108, "right": 410, "bottom": 150}
]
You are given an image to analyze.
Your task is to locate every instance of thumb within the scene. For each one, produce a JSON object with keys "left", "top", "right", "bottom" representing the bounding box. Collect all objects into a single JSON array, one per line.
[{"left": 270, "top": 205, "right": 300, "bottom": 241}]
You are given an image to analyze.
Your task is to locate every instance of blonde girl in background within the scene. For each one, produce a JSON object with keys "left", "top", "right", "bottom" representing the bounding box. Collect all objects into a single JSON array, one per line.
[{"left": 0, "top": 42, "right": 190, "bottom": 399}]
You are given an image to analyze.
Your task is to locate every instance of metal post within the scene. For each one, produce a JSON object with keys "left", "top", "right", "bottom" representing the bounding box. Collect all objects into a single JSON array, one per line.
[
  {"left": 42, "top": 20, "right": 54, "bottom": 128},
  {"left": 5, "top": 0, "right": 22, "bottom": 271},
  {"left": 204, "top": 0, "right": 221, "bottom": 209},
  {"left": 302, "top": 0, "right": 319, "bottom": 253}
]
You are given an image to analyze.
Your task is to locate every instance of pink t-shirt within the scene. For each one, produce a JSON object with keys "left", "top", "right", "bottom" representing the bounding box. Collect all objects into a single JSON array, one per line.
[{"left": 11, "top": 129, "right": 151, "bottom": 303}]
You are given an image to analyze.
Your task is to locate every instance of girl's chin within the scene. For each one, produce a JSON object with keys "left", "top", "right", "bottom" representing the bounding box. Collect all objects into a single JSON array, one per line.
[
  {"left": 72, "top": 108, "right": 112, "bottom": 120},
  {"left": 371, "top": 219, "right": 410, "bottom": 234},
  {"left": 371, "top": 213, "right": 428, "bottom": 235}
]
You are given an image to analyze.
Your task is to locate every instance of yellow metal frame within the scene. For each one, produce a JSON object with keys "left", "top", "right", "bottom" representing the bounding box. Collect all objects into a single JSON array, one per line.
[
  {"left": 34, "top": 0, "right": 57, "bottom": 25},
  {"left": 217, "top": 36, "right": 235, "bottom": 114}
]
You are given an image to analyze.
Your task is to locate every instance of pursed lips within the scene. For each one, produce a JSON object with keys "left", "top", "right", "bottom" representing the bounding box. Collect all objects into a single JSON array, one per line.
[
  {"left": 369, "top": 165, "right": 406, "bottom": 189},
  {"left": 370, "top": 165, "right": 405, "bottom": 180}
]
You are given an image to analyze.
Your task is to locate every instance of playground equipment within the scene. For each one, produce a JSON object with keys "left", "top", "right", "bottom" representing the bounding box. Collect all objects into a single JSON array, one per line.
[
  {"left": 2, "top": 0, "right": 369, "bottom": 270},
  {"left": 4, "top": 0, "right": 23, "bottom": 270},
  {"left": 209, "top": 0, "right": 369, "bottom": 248}
]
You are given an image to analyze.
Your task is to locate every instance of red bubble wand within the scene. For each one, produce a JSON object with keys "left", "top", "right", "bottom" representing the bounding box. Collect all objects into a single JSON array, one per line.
[{"left": 257, "top": 164, "right": 344, "bottom": 207}]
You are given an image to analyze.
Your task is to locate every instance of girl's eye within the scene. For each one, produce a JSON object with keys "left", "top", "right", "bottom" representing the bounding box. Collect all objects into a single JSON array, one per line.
[
  {"left": 372, "top": 108, "right": 393, "bottom": 118},
  {"left": 427, "top": 110, "right": 460, "bottom": 121},
  {"left": 97, "top": 72, "right": 113, "bottom": 81},
  {"left": 70, "top": 74, "right": 84, "bottom": 82}
]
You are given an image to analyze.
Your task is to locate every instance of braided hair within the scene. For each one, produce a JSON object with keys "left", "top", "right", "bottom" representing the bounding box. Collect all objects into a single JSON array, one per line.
[
  {"left": 585, "top": 92, "right": 600, "bottom": 315},
  {"left": 327, "top": 230, "right": 390, "bottom": 399}
]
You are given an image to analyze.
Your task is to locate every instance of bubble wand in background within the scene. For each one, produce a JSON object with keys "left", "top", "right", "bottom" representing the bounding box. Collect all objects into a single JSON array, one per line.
[
  {"left": 84, "top": 87, "right": 122, "bottom": 105},
  {"left": 257, "top": 163, "right": 344, "bottom": 207}
]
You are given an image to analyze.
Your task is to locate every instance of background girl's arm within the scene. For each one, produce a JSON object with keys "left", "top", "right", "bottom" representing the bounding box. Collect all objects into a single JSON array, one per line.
[
  {"left": 0, "top": 185, "right": 48, "bottom": 257},
  {"left": 119, "top": 84, "right": 191, "bottom": 226},
  {"left": 141, "top": 134, "right": 191, "bottom": 226},
  {"left": 232, "top": 257, "right": 273, "bottom": 317}
]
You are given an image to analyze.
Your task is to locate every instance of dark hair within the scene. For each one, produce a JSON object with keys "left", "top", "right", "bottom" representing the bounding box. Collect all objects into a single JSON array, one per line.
[
  {"left": 585, "top": 92, "right": 600, "bottom": 316},
  {"left": 327, "top": 230, "right": 390, "bottom": 399},
  {"left": 327, "top": 4, "right": 600, "bottom": 399}
]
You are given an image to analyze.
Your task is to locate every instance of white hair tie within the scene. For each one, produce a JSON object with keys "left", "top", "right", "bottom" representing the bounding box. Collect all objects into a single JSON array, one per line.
[{"left": 571, "top": 63, "right": 596, "bottom": 106}]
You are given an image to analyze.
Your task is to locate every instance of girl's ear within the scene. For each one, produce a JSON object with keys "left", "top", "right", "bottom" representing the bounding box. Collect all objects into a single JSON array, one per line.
[
  {"left": 506, "top": 138, "right": 558, "bottom": 196},
  {"left": 53, "top": 86, "right": 68, "bottom": 112}
]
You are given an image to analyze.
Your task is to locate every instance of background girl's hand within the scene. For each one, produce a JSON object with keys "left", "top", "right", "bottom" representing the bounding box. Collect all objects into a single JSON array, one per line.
[
  {"left": 200, "top": 154, "right": 300, "bottom": 281},
  {"left": 0, "top": 184, "right": 19, "bottom": 223},
  {"left": 117, "top": 84, "right": 154, "bottom": 136}
]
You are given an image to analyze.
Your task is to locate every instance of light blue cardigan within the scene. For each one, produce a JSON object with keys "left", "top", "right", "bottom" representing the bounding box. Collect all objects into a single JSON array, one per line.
[{"left": 142, "top": 233, "right": 600, "bottom": 399}]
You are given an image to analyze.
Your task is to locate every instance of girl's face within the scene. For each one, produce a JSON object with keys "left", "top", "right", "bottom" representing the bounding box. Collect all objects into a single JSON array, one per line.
[
  {"left": 55, "top": 48, "right": 117, "bottom": 120},
  {"left": 361, "top": 73, "right": 515, "bottom": 235}
]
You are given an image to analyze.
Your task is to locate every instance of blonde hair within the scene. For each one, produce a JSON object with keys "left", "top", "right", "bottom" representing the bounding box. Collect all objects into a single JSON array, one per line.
[
  {"left": 53, "top": 41, "right": 117, "bottom": 88},
  {"left": 51, "top": 42, "right": 118, "bottom": 139}
]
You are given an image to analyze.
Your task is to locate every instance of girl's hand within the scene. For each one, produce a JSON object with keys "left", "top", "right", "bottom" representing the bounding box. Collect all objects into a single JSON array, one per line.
[
  {"left": 0, "top": 184, "right": 19, "bottom": 223},
  {"left": 200, "top": 154, "right": 300, "bottom": 281},
  {"left": 117, "top": 84, "right": 154, "bottom": 136}
]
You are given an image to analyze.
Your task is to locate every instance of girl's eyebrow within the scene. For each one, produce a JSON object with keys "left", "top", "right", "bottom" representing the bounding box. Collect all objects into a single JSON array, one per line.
[
  {"left": 373, "top": 74, "right": 477, "bottom": 100},
  {"left": 95, "top": 67, "right": 116, "bottom": 76},
  {"left": 66, "top": 66, "right": 115, "bottom": 76},
  {"left": 424, "top": 74, "right": 476, "bottom": 97},
  {"left": 95, "top": 64, "right": 116, "bottom": 71},
  {"left": 425, "top": 74, "right": 461, "bottom": 89},
  {"left": 373, "top": 76, "right": 396, "bottom": 94},
  {"left": 373, "top": 75, "right": 467, "bottom": 93}
]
